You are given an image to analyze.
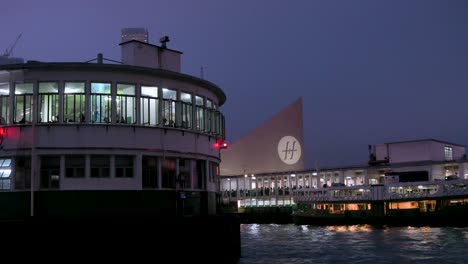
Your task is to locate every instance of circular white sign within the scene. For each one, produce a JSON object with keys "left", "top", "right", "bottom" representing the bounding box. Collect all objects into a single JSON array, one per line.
[{"left": 277, "top": 136, "right": 301, "bottom": 165}]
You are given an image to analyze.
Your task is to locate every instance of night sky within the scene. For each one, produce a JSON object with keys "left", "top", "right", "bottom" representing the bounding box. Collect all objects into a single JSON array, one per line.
[{"left": 2, "top": 0, "right": 468, "bottom": 168}]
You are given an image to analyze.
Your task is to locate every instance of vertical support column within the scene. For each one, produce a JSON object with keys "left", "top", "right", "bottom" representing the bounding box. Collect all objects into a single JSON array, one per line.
[
  {"left": 30, "top": 152, "right": 37, "bottom": 216},
  {"left": 110, "top": 155, "right": 115, "bottom": 178},
  {"left": 228, "top": 179, "right": 232, "bottom": 201},
  {"left": 30, "top": 80, "right": 38, "bottom": 216},
  {"left": 58, "top": 81, "right": 64, "bottom": 123},
  {"left": 135, "top": 154, "right": 142, "bottom": 190},
  {"left": 458, "top": 163, "right": 464, "bottom": 179},
  {"left": 190, "top": 160, "right": 195, "bottom": 189},
  {"left": 111, "top": 81, "right": 117, "bottom": 123},
  {"left": 339, "top": 171, "right": 345, "bottom": 185},
  {"left": 236, "top": 178, "right": 240, "bottom": 198},
  {"left": 157, "top": 157, "right": 162, "bottom": 189},
  {"left": 205, "top": 160, "right": 209, "bottom": 191},
  {"left": 158, "top": 87, "right": 163, "bottom": 125},
  {"left": 428, "top": 166, "right": 433, "bottom": 181},
  {"left": 364, "top": 170, "right": 369, "bottom": 185},
  {"left": 8, "top": 81, "right": 14, "bottom": 124},
  {"left": 135, "top": 84, "right": 141, "bottom": 125},
  {"left": 254, "top": 176, "right": 258, "bottom": 206},
  {"left": 176, "top": 158, "right": 180, "bottom": 188},
  {"left": 85, "top": 155, "right": 90, "bottom": 178},
  {"left": 60, "top": 155, "right": 65, "bottom": 183},
  {"left": 85, "top": 81, "right": 91, "bottom": 122},
  {"left": 275, "top": 175, "right": 278, "bottom": 206}
]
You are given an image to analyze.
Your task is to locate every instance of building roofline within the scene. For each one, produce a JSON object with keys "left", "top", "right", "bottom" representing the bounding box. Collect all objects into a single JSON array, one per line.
[
  {"left": 382, "top": 138, "right": 466, "bottom": 148},
  {"left": 119, "top": 40, "right": 183, "bottom": 54},
  {"left": 220, "top": 158, "right": 468, "bottom": 178},
  {"left": 0, "top": 62, "right": 226, "bottom": 106}
]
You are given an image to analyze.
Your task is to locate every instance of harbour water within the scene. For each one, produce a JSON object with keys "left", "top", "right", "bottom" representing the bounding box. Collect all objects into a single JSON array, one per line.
[{"left": 238, "top": 224, "right": 468, "bottom": 264}]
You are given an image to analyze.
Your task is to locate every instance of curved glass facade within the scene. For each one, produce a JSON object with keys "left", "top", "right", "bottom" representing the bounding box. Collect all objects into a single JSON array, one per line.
[{"left": 0, "top": 81, "right": 225, "bottom": 139}]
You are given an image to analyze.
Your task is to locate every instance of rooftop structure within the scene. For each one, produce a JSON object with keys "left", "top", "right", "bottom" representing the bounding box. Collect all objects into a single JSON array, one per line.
[{"left": 121, "top": 28, "right": 148, "bottom": 43}]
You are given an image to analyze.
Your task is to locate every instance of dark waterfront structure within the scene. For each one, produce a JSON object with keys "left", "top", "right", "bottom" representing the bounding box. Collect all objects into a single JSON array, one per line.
[
  {"left": 0, "top": 32, "right": 228, "bottom": 219},
  {"left": 0, "top": 31, "right": 240, "bottom": 260}
]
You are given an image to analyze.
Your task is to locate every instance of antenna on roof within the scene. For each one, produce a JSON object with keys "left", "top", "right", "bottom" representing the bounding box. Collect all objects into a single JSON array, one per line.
[
  {"left": 3, "top": 33, "right": 22, "bottom": 57},
  {"left": 159, "top": 36, "right": 170, "bottom": 48}
]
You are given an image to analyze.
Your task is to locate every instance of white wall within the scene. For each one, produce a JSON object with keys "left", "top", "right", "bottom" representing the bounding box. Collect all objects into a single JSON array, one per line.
[{"left": 376, "top": 140, "right": 466, "bottom": 164}]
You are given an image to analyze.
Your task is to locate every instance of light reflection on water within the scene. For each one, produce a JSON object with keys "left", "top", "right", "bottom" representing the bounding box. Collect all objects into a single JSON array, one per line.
[{"left": 239, "top": 224, "right": 468, "bottom": 264}]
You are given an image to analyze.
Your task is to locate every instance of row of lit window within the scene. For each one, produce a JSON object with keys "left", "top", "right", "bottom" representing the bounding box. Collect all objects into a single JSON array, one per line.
[{"left": 0, "top": 82, "right": 225, "bottom": 137}]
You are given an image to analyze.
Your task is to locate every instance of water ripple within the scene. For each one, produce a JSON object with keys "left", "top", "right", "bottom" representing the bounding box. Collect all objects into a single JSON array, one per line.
[{"left": 238, "top": 224, "right": 468, "bottom": 264}]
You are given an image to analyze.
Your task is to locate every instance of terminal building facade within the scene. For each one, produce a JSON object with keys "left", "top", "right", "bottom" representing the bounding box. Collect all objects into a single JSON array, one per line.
[
  {"left": 0, "top": 37, "right": 226, "bottom": 219},
  {"left": 219, "top": 100, "right": 468, "bottom": 208}
]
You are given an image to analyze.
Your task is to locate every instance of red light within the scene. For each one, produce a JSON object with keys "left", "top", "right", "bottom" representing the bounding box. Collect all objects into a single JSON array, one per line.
[{"left": 213, "top": 139, "right": 228, "bottom": 150}]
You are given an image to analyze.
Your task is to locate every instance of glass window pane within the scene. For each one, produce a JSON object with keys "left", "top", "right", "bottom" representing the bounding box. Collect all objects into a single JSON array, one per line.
[
  {"left": 15, "top": 83, "right": 33, "bottom": 94},
  {"left": 0, "top": 83, "right": 10, "bottom": 95},
  {"left": 181, "top": 92, "right": 192, "bottom": 103},
  {"left": 64, "top": 82, "right": 85, "bottom": 93},
  {"left": 64, "top": 82, "right": 86, "bottom": 123},
  {"left": 117, "top": 84, "right": 135, "bottom": 95},
  {"left": 206, "top": 99, "right": 213, "bottom": 109},
  {"left": 14, "top": 84, "right": 33, "bottom": 124},
  {"left": 66, "top": 156, "right": 85, "bottom": 167},
  {"left": 116, "top": 85, "right": 136, "bottom": 124},
  {"left": 195, "top": 96, "right": 204, "bottom": 106},
  {"left": 140, "top": 97, "right": 159, "bottom": 126},
  {"left": 162, "top": 88, "right": 176, "bottom": 100},
  {"left": 141, "top": 86, "right": 158, "bottom": 97},
  {"left": 142, "top": 156, "right": 158, "bottom": 188},
  {"left": 91, "top": 156, "right": 109, "bottom": 166},
  {"left": 39, "top": 82, "right": 59, "bottom": 93},
  {"left": 116, "top": 156, "right": 133, "bottom": 166},
  {"left": 91, "top": 83, "right": 111, "bottom": 94}
]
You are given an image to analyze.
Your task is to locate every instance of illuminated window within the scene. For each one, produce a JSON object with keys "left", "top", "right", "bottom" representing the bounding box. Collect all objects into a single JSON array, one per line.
[
  {"left": 445, "top": 146, "right": 453, "bottom": 161},
  {"left": 38, "top": 82, "right": 59, "bottom": 123},
  {"left": 14, "top": 83, "right": 33, "bottom": 124},
  {"left": 205, "top": 99, "right": 212, "bottom": 133},
  {"left": 91, "top": 83, "right": 111, "bottom": 123},
  {"left": 116, "top": 84, "right": 136, "bottom": 124},
  {"left": 0, "top": 83, "right": 10, "bottom": 125},
  {"left": 64, "top": 82, "right": 85, "bottom": 123},
  {"left": 0, "top": 158, "right": 12, "bottom": 190},
  {"left": 195, "top": 96, "right": 204, "bottom": 131},
  {"left": 162, "top": 88, "right": 176, "bottom": 127},
  {"left": 140, "top": 86, "right": 158, "bottom": 126},
  {"left": 178, "top": 92, "right": 192, "bottom": 128}
]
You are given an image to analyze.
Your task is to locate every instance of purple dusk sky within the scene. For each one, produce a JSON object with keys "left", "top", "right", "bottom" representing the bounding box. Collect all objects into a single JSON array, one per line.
[{"left": 1, "top": 0, "right": 468, "bottom": 168}]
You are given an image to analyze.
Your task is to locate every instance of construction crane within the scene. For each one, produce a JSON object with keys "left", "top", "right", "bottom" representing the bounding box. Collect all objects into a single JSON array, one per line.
[{"left": 3, "top": 33, "right": 22, "bottom": 57}]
